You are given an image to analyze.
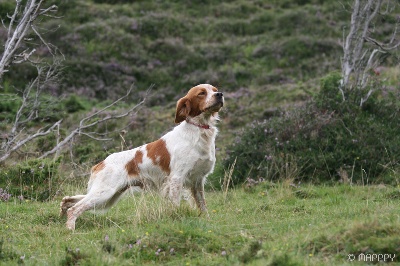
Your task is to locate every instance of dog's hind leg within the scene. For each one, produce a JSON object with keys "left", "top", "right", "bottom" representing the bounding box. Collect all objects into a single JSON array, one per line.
[
  {"left": 168, "top": 177, "right": 183, "bottom": 206},
  {"left": 60, "top": 195, "right": 86, "bottom": 217},
  {"left": 65, "top": 187, "right": 121, "bottom": 230}
]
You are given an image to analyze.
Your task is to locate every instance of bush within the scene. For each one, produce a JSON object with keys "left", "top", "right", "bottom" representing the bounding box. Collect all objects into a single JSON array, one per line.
[
  {"left": 223, "top": 72, "right": 400, "bottom": 185},
  {"left": 0, "top": 94, "right": 21, "bottom": 122},
  {"left": 73, "top": 141, "right": 106, "bottom": 164},
  {"left": 0, "top": 158, "right": 61, "bottom": 201},
  {"left": 65, "top": 94, "right": 86, "bottom": 113}
]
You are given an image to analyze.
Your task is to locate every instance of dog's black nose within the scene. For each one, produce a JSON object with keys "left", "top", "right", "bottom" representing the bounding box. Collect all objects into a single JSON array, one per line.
[{"left": 215, "top": 92, "right": 223, "bottom": 97}]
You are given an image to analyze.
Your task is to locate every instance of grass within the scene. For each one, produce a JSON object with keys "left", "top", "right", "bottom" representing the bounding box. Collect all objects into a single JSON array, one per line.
[{"left": 1, "top": 182, "right": 399, "bottom": 265}]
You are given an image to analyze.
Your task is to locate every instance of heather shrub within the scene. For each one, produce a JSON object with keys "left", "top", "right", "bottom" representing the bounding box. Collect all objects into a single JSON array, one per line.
[
  {"left": 223, "top": 72, "right": 400, "bottom": 185},
  {"left": 65, "top": 94, "right": 86, "bottom": 113},
  {"left": 0, "top": 188, "right": 12, "bottom": 202}
]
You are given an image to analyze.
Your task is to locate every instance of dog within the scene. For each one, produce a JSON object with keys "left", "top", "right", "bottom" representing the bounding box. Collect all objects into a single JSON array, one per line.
[{"left": 60, "top": 84, "right": 224, "bottom": 230}]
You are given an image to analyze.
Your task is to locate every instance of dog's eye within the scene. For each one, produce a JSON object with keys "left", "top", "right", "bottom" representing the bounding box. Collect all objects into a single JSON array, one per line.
[{"left": 198, "top": 91, "right": 206, "bottom": 96}]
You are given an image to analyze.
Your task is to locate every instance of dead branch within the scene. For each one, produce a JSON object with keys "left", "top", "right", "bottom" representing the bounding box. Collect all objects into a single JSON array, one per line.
[
  {"left": 0, "top": 0, "right": 60, "bottom": 80},
  {"left": 0, "top": 60, "right": 62, "bottom": 162},
  {"left": 38, "top": 85, "right": 149, "bottom": 159},
  {"left": 0, "top": 120, "right": 62, "bottom": 162}
]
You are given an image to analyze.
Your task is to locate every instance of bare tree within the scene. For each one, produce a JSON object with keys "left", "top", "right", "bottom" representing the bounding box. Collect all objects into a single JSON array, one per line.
[
  {"left": 0, "top": 0, "right": 60, "bottom": 79},
  {"left": 0, "top": 1, "right": 146, "bottom": 163},
  {"left": 340, "top": 0, "right": 400, "bottom": 107}
]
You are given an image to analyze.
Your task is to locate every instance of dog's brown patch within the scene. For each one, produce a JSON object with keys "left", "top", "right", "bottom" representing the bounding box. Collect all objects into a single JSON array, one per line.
[
  {"left": 126, "top": 150, "right": 143, "bottom": 176},
  {"left": 146, "top": 139, "right": 171, "bottom": 174},
  {"left": 91, "top": 161, "right": 105, "bottom": 174}
]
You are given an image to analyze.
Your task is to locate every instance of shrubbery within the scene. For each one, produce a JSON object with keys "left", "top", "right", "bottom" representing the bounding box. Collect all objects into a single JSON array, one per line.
[
  {"left": 0, "top": 158, "right": 61, "bottom": 201},
  {"left": 223, "top": 72, "right": 400, "bottom": 185}
]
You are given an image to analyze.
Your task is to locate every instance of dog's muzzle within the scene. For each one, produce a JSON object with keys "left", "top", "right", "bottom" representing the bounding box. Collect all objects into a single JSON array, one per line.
[{"left": 215, "top": 92, "right": 224, "bottom": 106}]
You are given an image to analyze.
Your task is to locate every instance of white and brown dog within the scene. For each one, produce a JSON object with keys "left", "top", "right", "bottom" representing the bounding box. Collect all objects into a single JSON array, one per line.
[{"left": 60, "top": 84, "right": 224, "bottom": 230}]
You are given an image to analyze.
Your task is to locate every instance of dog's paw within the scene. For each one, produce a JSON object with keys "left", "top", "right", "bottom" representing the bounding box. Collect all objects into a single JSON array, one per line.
[
  {"left": 59, "top": 196, "right": 71, "bottom": 217},
  {"left": 66, "top": 220, "right": 75, "bottom": 231}
]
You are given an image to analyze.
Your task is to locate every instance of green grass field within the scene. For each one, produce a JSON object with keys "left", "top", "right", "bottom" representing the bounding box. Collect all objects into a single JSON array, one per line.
[{"left": 1, "top": 182, "right": 399, "bottom": 265}]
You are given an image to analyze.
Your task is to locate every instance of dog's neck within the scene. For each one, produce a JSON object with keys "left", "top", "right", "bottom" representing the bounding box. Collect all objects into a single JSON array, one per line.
[
  {"left": 186, "top": 118, "right": 210, "bottom": 129},
  {"left": 185, "top": 112, "right": 219, "bottom": 130}
]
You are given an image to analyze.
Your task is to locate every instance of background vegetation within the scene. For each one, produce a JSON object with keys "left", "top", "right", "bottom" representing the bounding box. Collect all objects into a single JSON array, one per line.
[{"left": 0, "top": 0, "right": 399, "bottom": 265}]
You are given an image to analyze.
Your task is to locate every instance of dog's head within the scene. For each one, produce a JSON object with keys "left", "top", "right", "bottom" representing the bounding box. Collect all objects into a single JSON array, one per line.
[{"left": 175, "top": 84, "right": 224, "bottom": 123}]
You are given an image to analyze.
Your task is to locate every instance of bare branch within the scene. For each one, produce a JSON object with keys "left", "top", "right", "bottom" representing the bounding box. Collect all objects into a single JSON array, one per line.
[
  {"left": 0, "top": 0, "right": 62, "bottom": 80},
  {"left": 38, "top": 86, "right": 150, "bottom": 159},
  {"left": 38, "top": 4, "right": 58, "bottom": 16},
  {"left": 0, "top": 120, "right": 62, "bottom": 162},
  {"left": 79, "top": 133, "right": 112, "bottom": 142},
  {"left": 360, "top": 89, "right": 374, "bottom": 107},
  {"left": 7, "top": 0, "right": 22, "bottom": 40}
]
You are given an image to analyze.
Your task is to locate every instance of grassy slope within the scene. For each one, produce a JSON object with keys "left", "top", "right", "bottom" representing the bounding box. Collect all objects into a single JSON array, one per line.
[
  {"left": 52, "top": 0, "right": 343, "bottom": 99},
  {"left": 1, "top": 184, "right": 399, "bottom": 265},
  {"left": 0, "top": 0, "right": 356, "bottom": 165},
  {"left": 63, "top": 0, "right": 343, "bottom": 168}
]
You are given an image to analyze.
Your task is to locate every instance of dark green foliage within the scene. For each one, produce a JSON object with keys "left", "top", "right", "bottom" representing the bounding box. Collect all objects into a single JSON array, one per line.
[
  {"left": 224, "top": 72, "right": 400, "bottom": 184},
  {"left": 267, "top": 254, "right": 302, "bottom": 266},
  {"left": 92, "top": 0, "right": 133, "bottom": 3},
  {"left": 0, "top": 239, "right": 19, "bottom": 262},
  {"left": 65, "top": 94, "right": 86, "bottom": 113},
  {"left": 239, "top": 240, "right": 263, "bottom": 263},
  {"left": 118, "top": 227, "right": 224, "bottom": 263},
  {"left": 0, "top": 158, "right": 60, "bottom": 201},
  {"left": 0, "top": 93, "right": 67, "bottom": 125},
  {"left": 294, "top": 189, "right": 317, "bottom": 199},
  {"left": 385, "top": 190, "right": 400, "bottom": 200},
  {"left": 60, "top": 247, "right": 88, "bottom": 266},
  {"left": 36, "top": 134, "right": 57, "bottom": 153},
  {"left": 102, "top": 240, "right": 115, "bottom": 254},
  {"left": 0, "top": 94, "right": 21, "bottom": 122},
  {"left": 73, "top": 141, "right": 108, "bottom": 164},
  {"left": 315, "top": 71, "right": 342, "bottom": 110},
  {"left": 0, "top": 2, "right": 15, "bottom": 20}
]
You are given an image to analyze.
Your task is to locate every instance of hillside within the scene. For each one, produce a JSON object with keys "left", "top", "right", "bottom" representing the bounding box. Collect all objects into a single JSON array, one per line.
[
  {"left": 0, "top": 0, "right": 351, "bottom": 164},
  {"left": 1, "top": 0, "right": 399, "bottom": 179},
  {"left": 1, "top": 0, "right": 399, "bottom": 175},
  {"left": 62, "top": 0, "right": 343, "bottom": 99},
  {"left": 2, "top": 0, "right": 345, "bottom": 102}
]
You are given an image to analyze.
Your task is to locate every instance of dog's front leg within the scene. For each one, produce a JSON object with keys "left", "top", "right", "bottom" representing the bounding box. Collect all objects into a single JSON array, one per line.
[
  {"left": 169, "top": 177, "right": 183, "bottom": 206},
  {"left": 191, "top": 182, "right": 209, "bottom": 218}
]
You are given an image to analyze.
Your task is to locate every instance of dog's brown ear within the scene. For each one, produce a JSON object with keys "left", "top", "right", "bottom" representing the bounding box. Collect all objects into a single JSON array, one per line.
[{"left": 175, "top": 97, "right": 191, "bottom": 123}]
